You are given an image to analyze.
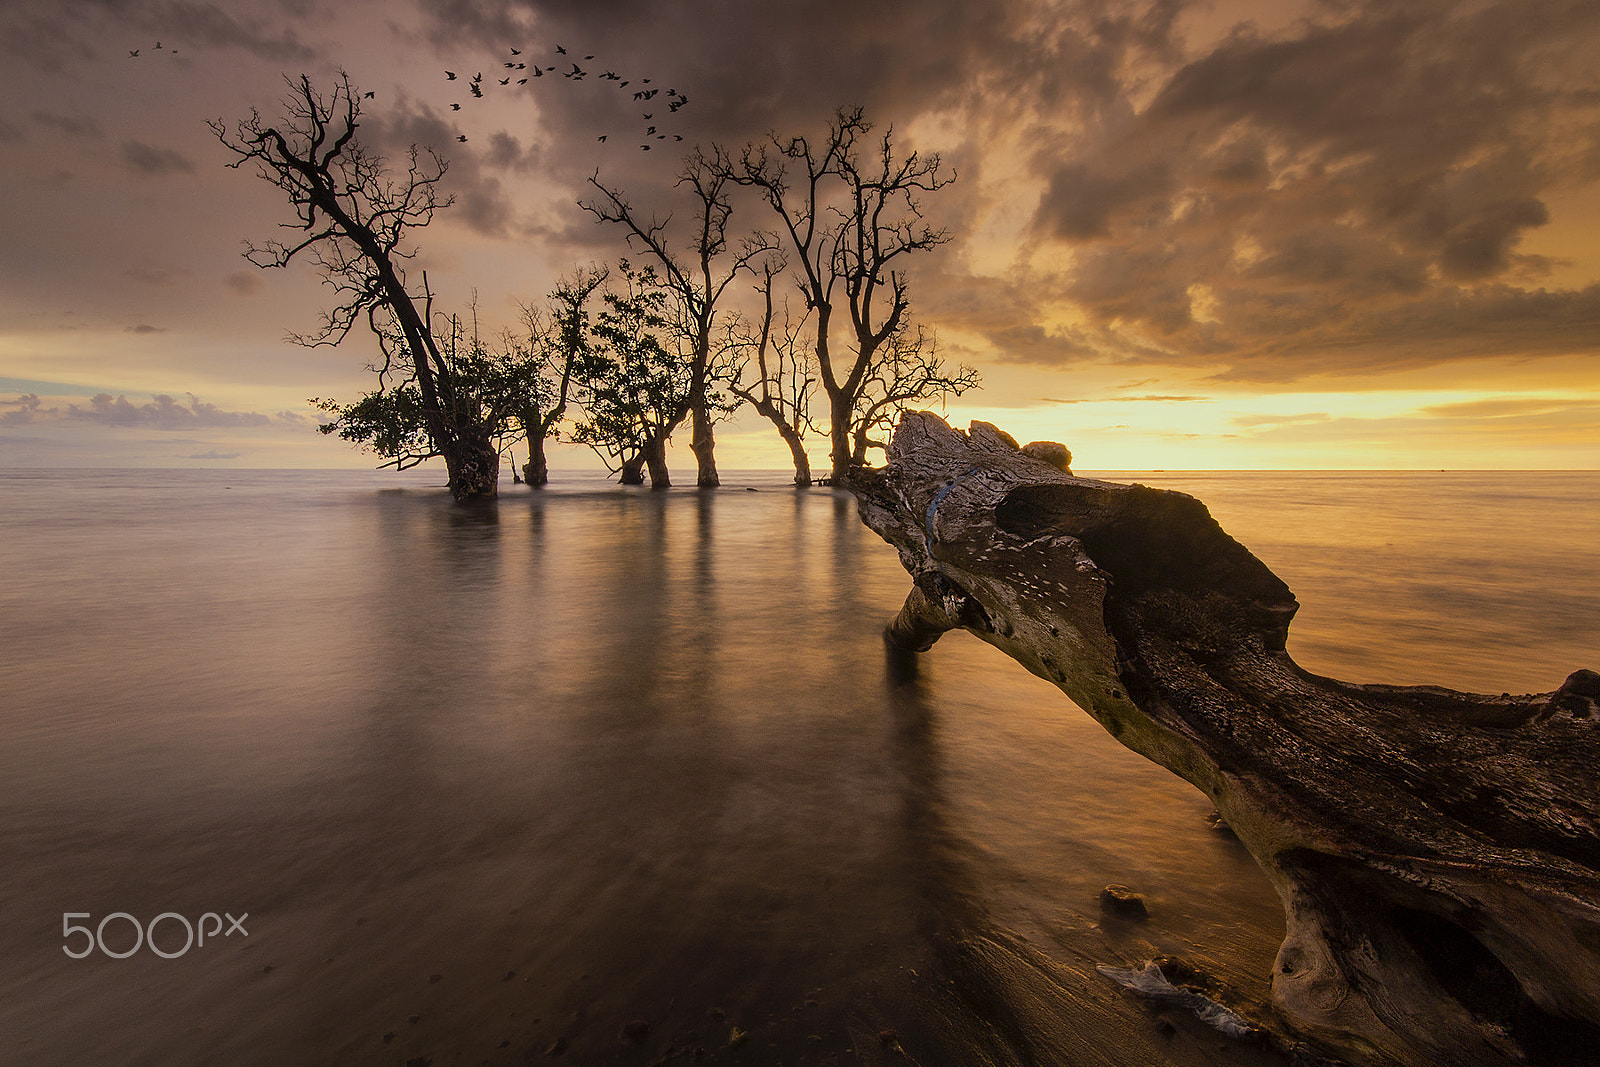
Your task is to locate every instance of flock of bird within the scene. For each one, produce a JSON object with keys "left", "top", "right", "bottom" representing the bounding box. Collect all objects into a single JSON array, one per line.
[
  {"left": 442, "top": 42, "right": 689, "bottom": 150},
  {"left": 128, "top": 36, "right": 690, "bottom": 155}
]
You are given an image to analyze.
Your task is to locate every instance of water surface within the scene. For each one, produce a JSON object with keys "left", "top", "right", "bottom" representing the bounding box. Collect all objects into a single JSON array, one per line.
[{"left": 2, "top": 468, "right": 1593, "bottom": 1065}]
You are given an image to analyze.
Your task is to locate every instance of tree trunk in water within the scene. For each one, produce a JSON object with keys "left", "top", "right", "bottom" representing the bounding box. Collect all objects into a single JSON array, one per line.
[
  {"left": 643, "top": 434, "right": 671, "bottom": 489},
  {"left": 691, "top": 404, "right": 719, "bottom": 488},
  {"left": 854, "top": 411, "right": 1600, "bottom": 1067},
  {"left": 522, "top": 431, "right": 549, "bottom": 487},
  {"left": 442, "top": 430, "right": 499, "bottom": 503},
  {"left": 619, "top": 453, "right": 646, "bottom": 485},
  {"left": 828, "top": 390, "right": 852, "bottom": 484},
  {"left": 780, "top": 426, "right": 812, "bottom": 487}
]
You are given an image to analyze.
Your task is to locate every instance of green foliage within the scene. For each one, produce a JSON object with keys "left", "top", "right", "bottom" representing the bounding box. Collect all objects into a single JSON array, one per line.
[
  {"left": 312, "top": 389, "right": 434, "bottom": 470},
  {"left": 571, "top": 262, "right": 693, "bottom": 471}
]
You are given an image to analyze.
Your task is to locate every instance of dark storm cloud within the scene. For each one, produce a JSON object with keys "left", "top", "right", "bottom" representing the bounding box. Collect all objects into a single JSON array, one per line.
[
  {"left": 121, "top": 139, "right": 196, "bottom": 174},
  {"left": 3, "top": 0, "right": 316, "bottom": 71},
  {"left": 362, "top": 103, "right": 524, "bottom": 237},
  {"left": 224, "top": 270, "right": 264, "bottom": 295},
  {"left": 1018, "top": 0, "right": 1600, "bottom": 378},
  {"left": 1207, "top": 283, "right": 1600, "bottom": 383},
  {"left": 401, "top": 0, "right": 1600, "bottom": 382},
  {"left": 136, "top": 1, "right": 317, "bottom": 62}
]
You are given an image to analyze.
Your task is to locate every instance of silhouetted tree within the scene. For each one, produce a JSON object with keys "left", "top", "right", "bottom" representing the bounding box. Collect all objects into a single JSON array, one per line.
[
  {"left": 504, "top": 267, "right": 608, "bottom": 486},
  {"left": 583, "top": 148, "right": 778, "bottom": 487},
  {"left": 311, "top": 306, "right": 530, "bottom": 479},
  {"left": 848, "top": 322, "right": 979, "bottom": 465},
  {"left": 722, "top": 107, "right": 964, "bottom": 483},
  {"left": 725, "top": 262, "right": 818, "bottom": 485},
  {"left": 571, "top": 262, "right": 691, "bottom": 488},
  {"left": 211, "top": 73, "right": 499, "bottom": 501}
]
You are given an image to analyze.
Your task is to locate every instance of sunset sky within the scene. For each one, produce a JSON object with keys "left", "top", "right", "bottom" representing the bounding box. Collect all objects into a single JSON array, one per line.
[{"left": 2, "top": 0, "right": 1597, "bottom": 471}]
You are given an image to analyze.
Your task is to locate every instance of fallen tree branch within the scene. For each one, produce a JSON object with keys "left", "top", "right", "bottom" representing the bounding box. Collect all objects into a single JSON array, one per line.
[{"left": 852, "top": 410, "right": 1600, "bottom": 1067}]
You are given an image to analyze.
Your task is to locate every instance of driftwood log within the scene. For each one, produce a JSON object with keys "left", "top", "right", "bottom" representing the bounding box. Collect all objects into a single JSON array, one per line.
[{"left": 852, "top": 411, "right": 1600, "bottom": 1067}]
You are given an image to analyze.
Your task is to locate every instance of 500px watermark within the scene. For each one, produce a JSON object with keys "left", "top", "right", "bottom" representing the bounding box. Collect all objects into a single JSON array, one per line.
[{"left": 63, "top": 912, "right": 248, "bottom": 959}]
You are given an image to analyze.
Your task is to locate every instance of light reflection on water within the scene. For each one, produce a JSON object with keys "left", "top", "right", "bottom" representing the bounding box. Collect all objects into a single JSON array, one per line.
[{"left": 1, "top": 468, "right": 1593, "bottom": 1065}]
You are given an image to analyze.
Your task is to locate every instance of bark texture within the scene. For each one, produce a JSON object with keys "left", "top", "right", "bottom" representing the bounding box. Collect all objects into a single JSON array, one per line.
[{"left": 853, "top": 411, "right": 1600, "bottom": 1067}]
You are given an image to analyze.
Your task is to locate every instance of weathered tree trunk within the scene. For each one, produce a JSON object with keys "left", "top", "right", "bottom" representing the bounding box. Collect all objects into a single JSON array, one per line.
[
  {"left": 827, "top": 387, "right": 853, "bottom": 485},
  {"left": 691, "top": 404, "right": 719, "bottom": 488},
  {"left": 619, "top": 453, "right": 646, "bottom": 485},
  {"left": 784, "top": 429, "right": 812, "bottom": 487},
  {"left": 853, "top": 411, "right": 1600, "bottom": 1067},
  {"left": 522, "top": 425, "right": 549, "bottom": 487},
  {"left": 643, "top": 433, "right": 671, "bottom": 489},
  {"left": 441, "top": 430, "right": 499, "bottom": 503}
]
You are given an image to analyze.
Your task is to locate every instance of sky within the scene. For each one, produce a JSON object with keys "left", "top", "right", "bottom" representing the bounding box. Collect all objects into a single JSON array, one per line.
[{"left": 1, "top": 0, "right": 1597, "bottom": 471}]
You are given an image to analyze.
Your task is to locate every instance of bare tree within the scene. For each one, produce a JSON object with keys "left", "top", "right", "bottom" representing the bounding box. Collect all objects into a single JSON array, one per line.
[
  {"left": 211, "top": 73, "right": 499, "bottom": 501},
  {"left": 582, "top": 148, "right": 777, "bottom": 488},
  {"left": 848, "top": 322, "right": 979, "bottom": 466},
  {"left": 722, "top": 107, "right": 962, "bottom": 483},
  {"left": 726, "top": 262, "right": 818, "bottom": 485}
]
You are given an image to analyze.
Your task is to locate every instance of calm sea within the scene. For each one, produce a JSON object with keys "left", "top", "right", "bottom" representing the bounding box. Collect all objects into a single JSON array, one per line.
[{"left": 1, "top": 468, "right": 1594, "bottom": 1066}]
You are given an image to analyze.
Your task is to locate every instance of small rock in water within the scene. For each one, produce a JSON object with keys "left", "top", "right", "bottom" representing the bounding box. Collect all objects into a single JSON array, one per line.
[
  {"left": 1100, "top": 884, "right": 1149, "bottom": 919},
  {"left": 621, "top": 1019, "right": 650, "bottom": 1043},
  {"left": 428, "top": 972, "right": 443, "bottom": 983}
]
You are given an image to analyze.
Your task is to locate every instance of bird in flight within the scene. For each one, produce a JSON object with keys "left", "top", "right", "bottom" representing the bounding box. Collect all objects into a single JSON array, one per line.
[
  {"left": 555, "top": 45, "right": 566, "bottom": 54},
  {"left": 129, "top": 49, "right": 139, "bottom": 57},
  {"left": 445, "top": 70, "right": 456, "bottom": 79},
  {"left": 457, "top": 134, "right": 468, "bottom": 142},
  {"left": 510, "top": 47, "right": 521, "bottom": 55},
  {"left": 598, "top": 135, "right": 607, "bottom": 142},
  {"left": 364, "top": 91, "right": 374, "bottom": 99},
  {"left": 155, "top": 41, "right": 162, "bottom": 49},
  {"left": 450, "top": 103, "right": 461, "bottom": 110},
  {"left": 499, "top": 77, "right": 510, "bottom": 85}
]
